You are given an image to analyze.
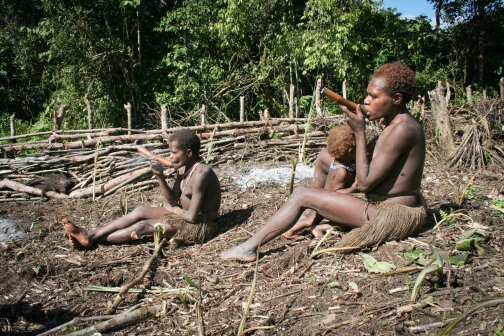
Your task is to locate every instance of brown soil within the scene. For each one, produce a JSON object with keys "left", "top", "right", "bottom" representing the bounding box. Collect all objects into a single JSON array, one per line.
[{"left": 1, "top": 161, "right": 503, "bottom": 336}]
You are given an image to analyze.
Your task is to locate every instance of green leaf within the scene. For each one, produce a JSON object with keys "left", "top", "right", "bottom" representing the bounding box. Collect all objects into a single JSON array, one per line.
[
  {"left": 360, "top": 253, "right": 396, "bottom": 274},
  {"left": 183, "top": 275, "right": 201, "bottom": 290},
  {"left": 456, "top": 238, "right": 475, "bottom": 251},
  {"left": 327, "top": 281, "right": 340, "bottom": 288},
  {"left": 448, "top": 254, "right": 468, "bottom": 267},
  {"left": 411, "top": 264, "right": 443, "bottom": 302}
]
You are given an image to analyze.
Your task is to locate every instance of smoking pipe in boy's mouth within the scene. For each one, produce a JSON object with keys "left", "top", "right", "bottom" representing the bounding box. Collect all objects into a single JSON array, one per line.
[
  {"left": 321, "top": 87, "right": 368, "bottom": 115},
  {"left": 137, "top": 147, "right": 173, "bottom": 167}
]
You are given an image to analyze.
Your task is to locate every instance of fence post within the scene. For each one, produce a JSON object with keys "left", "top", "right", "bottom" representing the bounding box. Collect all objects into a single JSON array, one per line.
[
  {"left": 54, "top": 104, "right": 67, "bottom": 131},
  {"left": 161, "top": 106, "right": 168, "bottom": 135},
  {"left": 124, "top": 102, "right": 132, "bottom": 135},
  {"left": 316, "top": 78, "right": 322, "bottom": 117},
  {"left": 263, "top": 108, "right": 269, "bottom": 120},
  {"left": 289, "top": 84, "right": 295, "bottom": 119},
  {"left": 10, "top": 113, "right": 16, "bottom": 143},
  {"left": 466, "top": 85, "right": 472, "bottom": 104},
  {"left": 240, "top": 96, "right": 245, "bottom": 123},
  {"left": 500, "top": 78, "right": 504, "bottom": 99},
  {"left": 342, "top": 79, "right": 347, "bottom": 99},
  {"left": 84, "top": 93, "right": 92, "bottom": 130},
  {"left": 201, "top": 104, "right": 206, "bottom": 126}
]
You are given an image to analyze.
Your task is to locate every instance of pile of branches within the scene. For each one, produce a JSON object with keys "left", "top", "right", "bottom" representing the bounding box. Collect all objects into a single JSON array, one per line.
[
  {"left": 0, "top": 117, "right": 345, "bottom": 201},
  {"left": 448, "top": 99, "right": 504, "bottom": 169}
]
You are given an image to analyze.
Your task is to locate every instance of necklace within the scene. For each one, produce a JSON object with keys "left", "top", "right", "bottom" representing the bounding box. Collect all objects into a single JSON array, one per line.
[{"left": 180, "top": 161, "right": 200, "bottom": 191}]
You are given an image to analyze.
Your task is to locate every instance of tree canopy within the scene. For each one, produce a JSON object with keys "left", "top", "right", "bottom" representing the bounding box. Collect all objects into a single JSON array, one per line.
[{"left": 1, "top": 0, "right": 503, "bottom": 133}]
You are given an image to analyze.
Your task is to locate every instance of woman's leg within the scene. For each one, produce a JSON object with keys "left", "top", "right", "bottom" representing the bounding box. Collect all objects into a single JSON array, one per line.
[
  {"left": 221, "top": 186, "right": 375, "bottom": 261},
  {"left": 283, "top": 150, "right": 333, "bottom": 239},
  {"left": 62, "top": 205, "right": 170, "bottom": 248}
]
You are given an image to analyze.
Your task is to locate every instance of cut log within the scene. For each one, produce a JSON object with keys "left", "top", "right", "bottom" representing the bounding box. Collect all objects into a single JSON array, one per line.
[
  {"left": 0, "top": 179, "right": 68, "bottom": 199},
  {"left": 69, "top": 167, "right": 152, "bottom": 198}
]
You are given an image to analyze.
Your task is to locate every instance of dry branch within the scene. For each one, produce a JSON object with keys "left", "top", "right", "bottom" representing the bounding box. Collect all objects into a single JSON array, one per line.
[{"left": 0, "top": 179, "right": 68, "bottom": 199}]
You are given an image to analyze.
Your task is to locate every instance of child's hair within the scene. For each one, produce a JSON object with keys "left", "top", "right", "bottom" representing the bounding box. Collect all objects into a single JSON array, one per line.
[
  {"left": 326, "top": 125, "right": 356, "bottom": 160},
  {"left": 373, "top": 62, "right": 417, "bottom": 104},
  {"left": 169, "top": 128, "right": 201, "bottom": 155}
]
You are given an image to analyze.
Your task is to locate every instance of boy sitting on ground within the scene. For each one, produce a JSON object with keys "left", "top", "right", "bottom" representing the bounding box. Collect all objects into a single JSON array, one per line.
[
  {"left": 282, "top": 125, "right": 357, "bottom": 240},
  {"left": 62, "top": 128, "right": 221, "bottom": 249}
]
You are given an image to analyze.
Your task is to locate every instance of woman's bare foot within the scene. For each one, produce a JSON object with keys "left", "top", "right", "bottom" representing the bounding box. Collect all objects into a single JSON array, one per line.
[
  {"left": 62, "top": 218, "right": 93, "bottom": 248},
  {"left": 220, "top": 244, "right": 257, "bottom": 262}
]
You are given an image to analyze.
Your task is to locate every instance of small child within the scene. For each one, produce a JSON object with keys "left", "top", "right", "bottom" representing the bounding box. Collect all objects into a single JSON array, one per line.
[{"left": 282, "top": 125, "right": 358, "bottom": 240}]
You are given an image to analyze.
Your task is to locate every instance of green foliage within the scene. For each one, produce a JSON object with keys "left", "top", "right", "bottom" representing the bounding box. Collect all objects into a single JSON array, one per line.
[{"left": 1, "top": 0, "right": 503, "bottom": 130}]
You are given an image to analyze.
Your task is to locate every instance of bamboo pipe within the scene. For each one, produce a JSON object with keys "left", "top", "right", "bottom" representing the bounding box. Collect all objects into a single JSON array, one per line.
[
  {"left": 137, "top": 147, "right": 173, "bottom": 167},
  {"left": 321, "top": 87, "right": 364, "bottom": 113}
]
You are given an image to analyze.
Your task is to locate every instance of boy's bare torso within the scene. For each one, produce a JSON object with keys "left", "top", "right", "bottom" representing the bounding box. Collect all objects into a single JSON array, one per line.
[{"left": 179, "top": 164, "right": 221, "bottom": 213}]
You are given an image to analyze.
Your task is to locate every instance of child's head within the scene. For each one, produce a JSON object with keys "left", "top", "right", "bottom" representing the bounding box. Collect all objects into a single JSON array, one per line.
[
  {"left": 169, "top": 128, "right": 201, "bottom": 157},
  {"left": 326, "top": 125, "right": 356, "bottom": 160},
  {"left": 373, "top": 62, "right": 417, "bottom": 104}
]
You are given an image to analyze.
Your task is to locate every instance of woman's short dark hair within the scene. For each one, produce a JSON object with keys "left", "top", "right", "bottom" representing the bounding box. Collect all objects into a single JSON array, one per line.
[{"left": 373, "top": 62, "right": 417, "bottom": 104}]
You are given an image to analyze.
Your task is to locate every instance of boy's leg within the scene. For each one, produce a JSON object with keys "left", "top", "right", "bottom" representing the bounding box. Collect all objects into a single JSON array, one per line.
[
  {"left": 62, "top": 205, "right": 170, "bottom": 248},
  {"left": 103, "top": 219, "right": 178, "bottom": 244}
]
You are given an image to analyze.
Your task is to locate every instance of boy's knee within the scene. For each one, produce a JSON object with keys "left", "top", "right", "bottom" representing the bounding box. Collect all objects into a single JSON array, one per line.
[{"left": 131, "top": 205, "right": 151, "bottom": 218}]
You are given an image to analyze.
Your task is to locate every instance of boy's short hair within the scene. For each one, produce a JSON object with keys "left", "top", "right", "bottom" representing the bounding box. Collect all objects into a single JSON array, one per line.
[
  {"left": 169, "top": 128, "right": 201, "bottom": 155},
  {"left": 326, "top": 125, "right": 356, "bottom": 160},
  {"left": 373, "top": 62, "right": 417, "bottom": 104}
]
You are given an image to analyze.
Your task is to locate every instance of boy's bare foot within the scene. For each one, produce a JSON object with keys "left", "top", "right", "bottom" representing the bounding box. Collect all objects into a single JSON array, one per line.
[
  {"left": 281, "top": 230, "right": 307, "bottom": 241},
  {"left": 62, "top": 218, "right": 92, "bottom": 248},
  {"left": 311, "top": 224, "right": 334, "bottom": 239},
  {"left": 220, "top": 245, "right": 257, "bottom": 262}
]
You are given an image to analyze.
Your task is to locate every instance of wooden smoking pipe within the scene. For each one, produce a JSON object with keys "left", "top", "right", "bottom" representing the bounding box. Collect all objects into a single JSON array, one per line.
[
  {"left": 321, "top": 87, "right": 366, "bottom": 114},
  {"left": 137, "top": 147, "right": 173, "bottom": 167}
]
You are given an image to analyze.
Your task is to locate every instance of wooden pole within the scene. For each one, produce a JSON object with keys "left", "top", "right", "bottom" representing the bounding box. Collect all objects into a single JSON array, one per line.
[
  {"left": 9, "top": 113, "right": 16, "bottom": 143},
  {"left": 84, "top": 93, "right": 92, "bottom": 130},
  {"left": 342, "top": 79, "right": 347, "bottom": 99},
  {"left": 428, "top": 81, "right": 456, "bottom": 159},
  {"left": 466, "top": 85, "right": 472, "bottom": 104},
  {"left": 54, "top": 104, "right": 67, "bottom": 131},
  {"left": 445, "top": 81, "right": 451, "bottom": 105},
  {"left": 483, "top": 90, "right": 487, "bottom": 101},
  {"left": 316, "top": 78, "right": 322, "bottom": 117},
  {"left": 289, "top": 84, "right": 295, "bottom": 119},
  {"left": 240, "top": 96, "right": 245, "bottom": 123},
  {"left": 500, "top": 78, "right": 504, "bottom": 99},
  {"left": 161, "top": 106, "right": 168, "bottom": 134},
  {"left": 124, "top": 102, "right": 132, "bottom": 135},
  {"left": 201, "top": 104, "right": 206, "bottom": 126},
  {"left": 263, "top": 108, "right": 269, "bottom": 120}
]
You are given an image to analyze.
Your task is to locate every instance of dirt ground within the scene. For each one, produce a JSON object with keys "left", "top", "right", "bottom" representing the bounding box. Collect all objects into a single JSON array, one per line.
[{"left": 1, "top": 158, "right": 503, "bottom": 336}]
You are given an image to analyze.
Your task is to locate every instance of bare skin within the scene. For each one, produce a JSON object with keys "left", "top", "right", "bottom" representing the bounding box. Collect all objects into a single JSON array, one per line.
[
  {"left": 282, "top": 148, "right": 357, "bottom": 240},
  {"left": 63, "top": 140, "right": 221, "bottom": 248},
  {"left": 221, "top": 76, "right": 425, "bottom": 262}
]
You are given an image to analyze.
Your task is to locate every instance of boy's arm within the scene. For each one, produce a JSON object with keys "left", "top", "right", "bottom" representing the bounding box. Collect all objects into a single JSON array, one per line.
[
  {"left": 151, "top": 159, "right": 181, "bottom": 205},
  {"left": 343, "top": 106, "right": 413, "bottom": 192},
  {"left": 165, "top": 169, "right": 209, "bottom": 223},
  {"left": 335, "top": 180, "right": 359, "bottom": 194}
]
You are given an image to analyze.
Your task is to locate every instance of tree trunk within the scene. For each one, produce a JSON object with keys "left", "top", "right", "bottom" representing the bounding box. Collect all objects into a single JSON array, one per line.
[
  {"left": 428, "top": 81, "right": 456, "bottom": 159},
  {"left": 84, "top": 93, "right": 92, "bottom": 130},
  {"left": 316, "top": 78, "right": 322, "bottom": 117},
  {"left": 477, "top": 0, "right": 486, "bottom": 88}
]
